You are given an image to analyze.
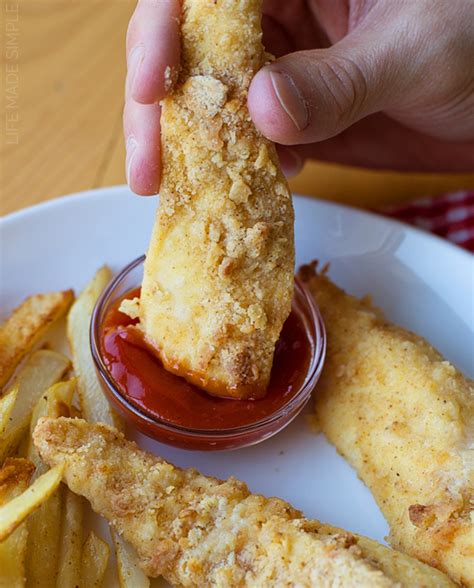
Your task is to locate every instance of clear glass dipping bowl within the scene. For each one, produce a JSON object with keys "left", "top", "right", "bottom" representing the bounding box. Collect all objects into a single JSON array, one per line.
[{"left": 90, "top": 255, "right": 326, "bottom": 451}]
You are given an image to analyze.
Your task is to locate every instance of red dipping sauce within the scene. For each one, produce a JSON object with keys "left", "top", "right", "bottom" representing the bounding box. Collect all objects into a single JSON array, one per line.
[
  {"left": 100, "top": 289, "right": 312, "bottom": 431},
  {"left": 91, "top": 256, "right": 326, "bottom": 450}
]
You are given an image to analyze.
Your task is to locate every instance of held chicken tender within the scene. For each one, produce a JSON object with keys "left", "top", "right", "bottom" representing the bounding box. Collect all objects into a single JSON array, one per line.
[
  {"left": 300, "top": 263, "right": 474, "bottom": 587},
  {"left": 33, "top": 417, "right": 455, "bottom": 588},
  {"left": 124, "top": 0, "right": 295, "bottom": 399}
]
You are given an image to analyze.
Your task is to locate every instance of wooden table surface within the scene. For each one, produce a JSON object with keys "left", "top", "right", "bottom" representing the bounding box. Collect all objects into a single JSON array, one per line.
[{"left": 1, "top": 0, "right": 473, "bottom": 216}]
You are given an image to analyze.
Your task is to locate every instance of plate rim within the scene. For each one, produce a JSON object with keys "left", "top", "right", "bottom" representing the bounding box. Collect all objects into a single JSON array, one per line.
[
  {"left": 1, "top": 185, "right": 472, "bottom": 567},
  {"left": 1, "top": 184, "right": 472, "bottom": 265}
]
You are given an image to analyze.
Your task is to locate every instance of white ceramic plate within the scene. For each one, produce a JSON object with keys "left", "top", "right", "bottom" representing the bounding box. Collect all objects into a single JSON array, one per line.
[{"left": 1, "top": 186, "right": 473, "bottom": 586}]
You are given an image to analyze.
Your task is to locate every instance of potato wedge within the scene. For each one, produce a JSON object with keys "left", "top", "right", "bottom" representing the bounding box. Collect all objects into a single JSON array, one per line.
[
  {"left": 81, "top": 531, "right": 110, "bottom": 588},
  {"left": 0, "top": 458, "right": 34, "bottom": 588},
  {"left": 0, "top": 290, "right": 74, "bottom": 388},
  {"left": 69, "top": 268, "right": 125, "bottom": 584},
  {"left": 0, "top": 458, "right": 35, "bottom": 505},
  {"left": 0, "top": 464, "right": 64, "bottom": 541},
  {"left": 67, "top": 266, "right": 121, "bottom": 427},
  {"left": 24, "top": 380, "right": 76, "bottom": 586},
  {"left": 56, "top": 489, "right": 84, "bottom": 588},
  {"left": 25, "top": 483, "right": 63, "bottom": 586},
  {"left": 112, "top": 531, "right": 150, "bottom": 588},
  {"left": 0, "top": 350, "right": 70, "bottom": 461},
  {"left": 47, "top": 379, "right": 76, "bottom": 419},
  {"left": 0, "top": 387, "right": 18, "bottom": 437},
  {"left": 26, "top": 379, "right": 76, "bottom": 465},
  {"left": 0, "top": 522, "right": 28, "bottom": 588}
]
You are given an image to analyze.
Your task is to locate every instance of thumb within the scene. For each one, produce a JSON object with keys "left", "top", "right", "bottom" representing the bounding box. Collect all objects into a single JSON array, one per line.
[{"left": 248, "top": 31, "right": 416, "bottom": 145}]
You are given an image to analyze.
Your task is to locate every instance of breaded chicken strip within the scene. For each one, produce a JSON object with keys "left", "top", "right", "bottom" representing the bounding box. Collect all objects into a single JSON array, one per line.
[
  {"left": 301, "top": 264, "right": 474, "bottom": 587},
  {"left": 33, "top": 417, "right": 455, "bottom": 587},
  {"left": 126, "top": 0, "right": 294, "bottom": 399}
]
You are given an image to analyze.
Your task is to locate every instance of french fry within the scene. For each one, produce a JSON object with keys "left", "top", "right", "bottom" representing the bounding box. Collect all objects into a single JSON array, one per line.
[
  {"left": 26, "top": 379, "right": 76, "bottom": 465},
  {"left": 0, "top": 458, "right": 35, "bottom": 588},
  {"left": 80, "top": 531, "right": 110, "bottom": 588},
  {"left": 56, "top": 489, "right": 84, "bottom": 588},
  {"left": 0, "top": 522, "right": 28, "bottom": 588},
  {"left": 0, "top": 350, "right": 70, "bottom": 461},
  {"left": 28, "top": 380, "right": 83, "bottom": 588},
  {"left": 47, "top": 379, "right": 76, "bottom": 419},
  {"left": 67, "top": 266, "right": 121, "bottom": 427},
  {"left": 0, "top": 290, "right": 74, "bottom": 388},
  {"left": 0, "top": 387, "right": 18, "bottom": 436},
  {"left": 0, "top": 458, "right": 35, "bottom": 504},
  {"left": 24, "top": 483, "right": 63, "bottom": 586},
  {"left": 0, "top": 464, "right": 64, "bottom": 541},
  {"left": 24, "top": 380, "right": 76, "bottom": 586},
  {"left": 3, "top": 275, "right": 122, "bottom": 586},
  {"left": 112, "top": 531, "right": 150, "bottom": 588},
  {"left": 69, "top": 268, "right": 126, "bottom": 585}
]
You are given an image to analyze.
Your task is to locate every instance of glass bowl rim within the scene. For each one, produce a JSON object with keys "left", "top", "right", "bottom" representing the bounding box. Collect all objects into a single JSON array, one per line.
[{"left": 90, "top": 255, "right": 326, "bottom": 439}]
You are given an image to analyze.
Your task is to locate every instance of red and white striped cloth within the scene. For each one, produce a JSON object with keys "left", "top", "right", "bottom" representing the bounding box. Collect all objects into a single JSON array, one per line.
[{"left": 380, "top": 190, "right": 474, "bottom": 253}]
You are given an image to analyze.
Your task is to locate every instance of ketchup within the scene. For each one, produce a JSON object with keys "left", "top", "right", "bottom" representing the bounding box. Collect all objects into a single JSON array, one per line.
[{"left": 100, "top": 289, "right": 312, "bottom": 431}]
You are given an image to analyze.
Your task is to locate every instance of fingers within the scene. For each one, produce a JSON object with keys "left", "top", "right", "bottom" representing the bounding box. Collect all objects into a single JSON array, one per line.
[
  {"left": 279, "top": 113, "right": 474, "bottom": 172},
  {"left": 126, "top": 0, "right": 181, "bottom": 105},
  {"left": 262, "top": 0, "right": 329, "bottom": 52},
  {"left": 248, "top": 4, "right": 422, "bottom": 146},
  {"left": 248, "top": 46, "right": 391, "bottom": 146},
  {"left": 276, "top": 146, "right": 304, "bottom": 177},
  {"left": 125, "top": 0, "right": 181, "bottom": 195},
  {"left": 261, "top": 14, "right": 295, "bottom": 58},
  {"left": 124, "top": 100, "right": 161, "bottom": 195}
]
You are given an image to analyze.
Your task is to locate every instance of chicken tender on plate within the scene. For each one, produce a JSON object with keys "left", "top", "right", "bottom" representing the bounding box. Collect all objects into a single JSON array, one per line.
[
  {"left": 34, "top": 417, "right": 455, "bottom": 587},
  {"left": 301, "top": 263, "right": 474, "bottom": 587},
  {"left": 125, "top": 0, "right": 294, "bottom": 399}
]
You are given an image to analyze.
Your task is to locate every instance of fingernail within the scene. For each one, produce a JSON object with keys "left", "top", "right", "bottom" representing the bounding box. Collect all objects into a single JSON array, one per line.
[
  {"left": 270, "top": 71, "right": 309, "bottom": 132},
  {"left": 278, "top": 147, "right": 304, "bottom": 177},
  {"left": 125, "top": 136, "right": 138, "bottom": 185},
  {"left": 127, "top": 44, "right": 145, "bottom": 96}
]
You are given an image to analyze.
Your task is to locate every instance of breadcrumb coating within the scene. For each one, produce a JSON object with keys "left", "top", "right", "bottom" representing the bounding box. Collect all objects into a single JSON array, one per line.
[
  {"left": 34, "top": 417, "right": 454, "bottom": 587},
  {"left": 132, "top": 0, "right": 294, "bottom": 399},
  {"left": 301, "top": 263, "right": 474, "bottom": 587}
]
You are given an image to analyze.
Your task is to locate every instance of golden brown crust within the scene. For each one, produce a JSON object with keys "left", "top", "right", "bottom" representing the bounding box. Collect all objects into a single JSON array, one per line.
[
  {"left": 0, "top": 458, "right": 35, "bottom": 504},
  {"left": 301, "top": 263, "right": 474, "bottom": 587},
  {"left": 133, "top": 0, "right": 294, "bottom": 399},
  {"left": 0, "top": 290, "right": 74, "bottom": 388},
  {"left": 34, "top": 417, "right": 455, "bottom": 587}
]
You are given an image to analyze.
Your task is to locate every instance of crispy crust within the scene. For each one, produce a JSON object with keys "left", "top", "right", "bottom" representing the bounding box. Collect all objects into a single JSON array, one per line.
[
  {"left": 301, "top": 263, "right": 474, "bottom": 587},
  {"left": 0, "top": 290, "right": 74, "bottom": 388},
  {"left": 34, "top": 417, "right": 454, "bottom": 587},
  {"left": 0, "top": 458, "right": 35, "bottom": 505},
  {"left": 134, "top": 0, "right": 294, "bottom": 399}
]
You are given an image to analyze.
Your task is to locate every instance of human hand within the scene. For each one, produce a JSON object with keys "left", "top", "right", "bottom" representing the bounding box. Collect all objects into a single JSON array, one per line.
[
  {"left": 124, "top": 0, "right": 181, "bottom": 195},
  {"left": 250, "top": 0, "right": 474, "bottom": 176},
  {"left": 124, "top": 0, "right": 474, "bottom": 195}
]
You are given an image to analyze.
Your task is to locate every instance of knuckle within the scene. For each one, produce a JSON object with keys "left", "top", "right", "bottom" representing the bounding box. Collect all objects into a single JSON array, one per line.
[{"left": 309, "top": 54, "right": 369, "bottom": 124}]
